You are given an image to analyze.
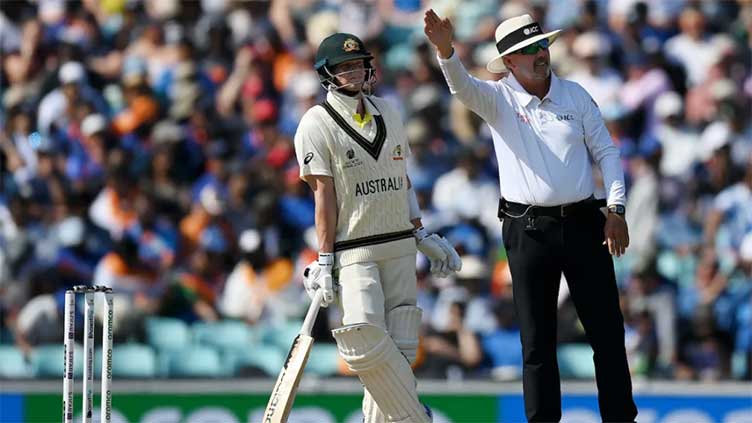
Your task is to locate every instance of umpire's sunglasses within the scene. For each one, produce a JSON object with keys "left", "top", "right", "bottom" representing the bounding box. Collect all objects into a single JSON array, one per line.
[{"left": 514, "top": 38, "right": 550, "bottom": 55}]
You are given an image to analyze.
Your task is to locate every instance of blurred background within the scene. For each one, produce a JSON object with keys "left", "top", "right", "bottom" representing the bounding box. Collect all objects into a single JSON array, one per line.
[{"left": 0, "top": 0, "right": 750, "bottom": 421}]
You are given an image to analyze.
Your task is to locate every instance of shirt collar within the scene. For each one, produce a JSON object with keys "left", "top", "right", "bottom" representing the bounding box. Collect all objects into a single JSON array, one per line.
[
  {"left": 505, "top": 72, "right": 563, "bottom": 106},
  {"left": 326, "top": 90, "right": 381, "bottom": 116},
  {"left": 546, "top": 73, "right": 564, "bottom": 105}
]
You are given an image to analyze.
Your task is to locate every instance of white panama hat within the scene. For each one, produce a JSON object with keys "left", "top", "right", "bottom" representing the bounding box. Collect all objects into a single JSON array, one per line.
[{"left": 486, "top": 14, "right": 561, "bottom": 74}]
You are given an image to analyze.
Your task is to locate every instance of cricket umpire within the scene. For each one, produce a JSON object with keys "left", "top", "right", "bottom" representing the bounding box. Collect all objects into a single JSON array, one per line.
[
  {"left": 295, "top": 33, "right": 461, "bottom": 422},
  {"left": 425, "top": 10, "right": 638, "bottom": 422}
]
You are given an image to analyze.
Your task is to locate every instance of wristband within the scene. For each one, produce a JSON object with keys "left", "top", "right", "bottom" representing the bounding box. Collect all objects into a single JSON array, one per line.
[{"left": 318, "top": 252, "right": 334, "bottom": 266}]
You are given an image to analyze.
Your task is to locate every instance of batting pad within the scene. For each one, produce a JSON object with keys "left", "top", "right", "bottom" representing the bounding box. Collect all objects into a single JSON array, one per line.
[
  {"left": 387, "top": 305, "right": 422, "bottom": 364},
  {"left": 333, "top": 324, "right": 431, "bottom": 423},
  {"left": 362, "top": 388, "right": 385, "bottom": 423},
  {"left": 364, "top": 306, "right": 422, "bottom": 423}
]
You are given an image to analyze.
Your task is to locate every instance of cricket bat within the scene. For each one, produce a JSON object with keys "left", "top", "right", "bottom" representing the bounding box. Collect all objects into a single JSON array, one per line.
[{"left": 263, "top": 289, "right": 324, "bottom": 423}]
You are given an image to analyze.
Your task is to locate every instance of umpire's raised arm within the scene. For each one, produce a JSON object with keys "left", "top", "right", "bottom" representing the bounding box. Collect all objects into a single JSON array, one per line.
[{"left": 423, "top": 9, "right": 500, "bottom": 124}]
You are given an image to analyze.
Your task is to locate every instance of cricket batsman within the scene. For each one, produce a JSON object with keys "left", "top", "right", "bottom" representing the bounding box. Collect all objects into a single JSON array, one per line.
[{"left": 295, "top": 33, "right": 462, "bottom": 422}]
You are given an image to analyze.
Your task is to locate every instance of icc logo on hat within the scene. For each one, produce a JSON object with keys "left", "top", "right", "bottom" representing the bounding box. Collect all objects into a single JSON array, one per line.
[{"left": 523, "top": 25, "right": 540, "bottom": 36}]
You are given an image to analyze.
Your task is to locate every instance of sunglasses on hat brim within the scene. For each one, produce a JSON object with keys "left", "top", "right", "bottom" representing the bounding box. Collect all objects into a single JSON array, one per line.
[{"left": 513, "top": 38, "right": 550, "bottom": 55}]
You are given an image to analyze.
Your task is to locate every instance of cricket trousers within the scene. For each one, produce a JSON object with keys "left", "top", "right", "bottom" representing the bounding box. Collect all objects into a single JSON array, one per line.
[
  {"left": 501, "top": 201, "right": 638, "bottom": 422},
  {"left": 338, "top": 253, "right": 417, "bottom": 327},
  {"left": 336, "top": 254, "right": 427, "bottom": 423}
]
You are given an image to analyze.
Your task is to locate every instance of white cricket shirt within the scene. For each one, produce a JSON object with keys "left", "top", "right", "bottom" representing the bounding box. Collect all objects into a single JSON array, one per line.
[
  {"left": 294, "top": 90, "right": 415, "bottom": 267},
  {"left": 438, "top": 52, "right": 626, "bottom": 207}
]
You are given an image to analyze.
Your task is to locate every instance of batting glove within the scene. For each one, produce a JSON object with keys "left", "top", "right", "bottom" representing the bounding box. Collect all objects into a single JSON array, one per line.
[
  {"left": 303, "top": 253, "right": 336, "bottom": 307},
  {"left": 414, "top": 227, "right": 462, "bottom": 278}
]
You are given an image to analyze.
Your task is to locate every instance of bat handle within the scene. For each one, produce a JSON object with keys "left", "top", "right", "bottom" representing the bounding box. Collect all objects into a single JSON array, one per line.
[{"left": 300, "top": 289, "right": 323, "bottom": 336}]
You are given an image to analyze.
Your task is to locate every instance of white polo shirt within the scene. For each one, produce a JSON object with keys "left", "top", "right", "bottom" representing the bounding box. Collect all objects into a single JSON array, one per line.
[{"left": 438, "top": 53, "right": 626, "bottom": 207}]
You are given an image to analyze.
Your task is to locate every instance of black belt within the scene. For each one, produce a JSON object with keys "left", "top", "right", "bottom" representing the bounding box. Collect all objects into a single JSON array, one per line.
[
  {"left": 498, "top": 196, "right": 606, "bottom": 219},
  {"left": 334, "top": 229, "right": 414, "bottom": 252}
]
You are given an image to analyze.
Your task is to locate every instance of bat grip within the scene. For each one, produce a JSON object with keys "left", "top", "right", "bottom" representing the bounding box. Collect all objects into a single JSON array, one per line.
[{"left": 300, "top": 289, "right": 323, "bottom": 336}]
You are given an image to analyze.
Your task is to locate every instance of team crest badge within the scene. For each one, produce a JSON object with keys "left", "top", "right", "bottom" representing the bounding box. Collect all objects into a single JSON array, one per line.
[
  {"left": 344, "top": 147, "right": 362, "bottom": 169},
  {"left": 392, "top": 145, "right": 403, "bottom": 160},
  {"left": 343, "top": 38, "right": 360, "bottom": 52}
]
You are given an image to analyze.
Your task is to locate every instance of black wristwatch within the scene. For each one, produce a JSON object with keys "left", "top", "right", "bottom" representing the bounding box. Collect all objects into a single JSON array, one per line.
[{"left": 607, "top": 204, "right": 626, "bottom": 216}]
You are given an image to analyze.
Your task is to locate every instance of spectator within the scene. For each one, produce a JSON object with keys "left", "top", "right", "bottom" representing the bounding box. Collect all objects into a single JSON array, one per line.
[
  {"left": 568, "top": 31, "right": 623, "bottom": 110},
  {"left": 622, "top": 293, "right": 658, "bottom": 378},
  {"left": 92, "top": 233, "right": 162, "bottom": 337},
  {"left": 419, "top": 297, "right": 483, "bottom": 380},
  {"left": 218, "top": 229, "right": 297, "bottom": 324},
  {"left": 180, "top": 185, "right": 236, "bottom": 257},
  {"left": 624, "top": 137, "right": 661, "bottom": 274},
  {"left": 704, "top": 161, "right": 752, "bottom": 261},
  {"left": 664, "top": 7, "right": 726, "bottom": 88},
  {"left": 161, "top": 224, "right": 232, "bottom": 323},
  {"left": 37, "top": 61, "right": 109, "bottom": 138},
  {"left": 627, "top": 265, "right": 678, "bottom": 375},
  {"left": 112, "top": 72, "right": 160, "bottom": 138},
  {"left": 652, "top": 91, "right": 700, "bottom": 179},
  {"left": 704, "top": 102, "right": 752, "bottom": 169},
  {"left": 619, "top": 52, "right": 671, "bottom": 135},
  {"left": 431, "top": 148, "right": 499, "bottom": 235},
  {"left": 2, "top": 105, "right": 39, "bottom": 187},
  {"left": 89, "top": 161, "right": 139, "bottom": 238},
  {"left": 481, "top": 298, "right": 522, "bottom": 381},
  {"left": 683, "top": 37, "right": 740, "bottom": 128},
  {"left": 67, "top": 113, "right": 112, "bottom": 186}
]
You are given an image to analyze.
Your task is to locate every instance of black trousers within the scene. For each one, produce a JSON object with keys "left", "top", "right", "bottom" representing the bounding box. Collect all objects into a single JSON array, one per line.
[{"left": 501, "top": 206, "right": 638, "bottom": 422}]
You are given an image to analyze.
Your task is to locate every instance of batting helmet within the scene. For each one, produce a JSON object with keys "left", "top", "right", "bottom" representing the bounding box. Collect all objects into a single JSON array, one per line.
[{"left": 314, "top": 33, "right": 374, "bottom": 90}]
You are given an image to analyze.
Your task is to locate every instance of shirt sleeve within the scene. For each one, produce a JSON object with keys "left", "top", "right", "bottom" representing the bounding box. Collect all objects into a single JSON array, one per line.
[
  {"left": 437, "top": 51, "right": 499, "bottom": 124},
  {"left": 578, "top": 86, "right": 627, "bottom": 206},
  {"left": 294, "top": 109, "right": 333, "bottom": 178}
]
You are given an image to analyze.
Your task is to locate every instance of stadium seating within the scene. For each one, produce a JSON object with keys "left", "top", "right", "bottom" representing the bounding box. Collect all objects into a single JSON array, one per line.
[
  {"left": 225, "top": 344, "right": 285, "bottom": 377},
  {"left": 262, "top": 320, "right": 303, "bottom": 351},
  {"left": 111, "top": 344, "right": 157, "bottom": 378},
  {"left": 0, "top": 346, "right": 31, "bottom": 378},
  {"left": 167, "top": 345, "right": 222, "bottom": 377},
  {"left": 557, "top": 343, "right": 596, "bottom": 379},
  {"left": 192, "top": 320, "right": 257, "bottom": 353},
  {"left": 145, "top": 317, "right": 191, "bottom": 353},
  {"left": 306, "top": 343, "right": 340, "bottom": 377},
  {"left": 31, "top": 344, "right": 83, "bottom": 378},
  {"left": 731, "top": 351, "right": 749, "bottom": 380}
]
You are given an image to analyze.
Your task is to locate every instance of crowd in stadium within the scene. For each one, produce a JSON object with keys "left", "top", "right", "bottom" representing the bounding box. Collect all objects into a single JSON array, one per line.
[{"left": 1, "top": 0, "right": 750, "bottom": 382}]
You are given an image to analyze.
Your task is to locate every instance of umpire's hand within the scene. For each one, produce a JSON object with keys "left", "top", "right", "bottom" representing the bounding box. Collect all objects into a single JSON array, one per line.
[
  {"left": 424, "top": 9, "right": 454, "bottom": 59},
  {"left": 603, "top": 213, "right": 629, "bottom": 257}
]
